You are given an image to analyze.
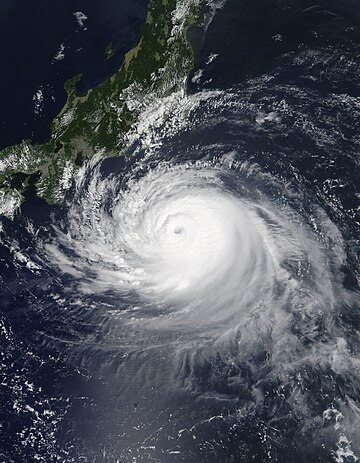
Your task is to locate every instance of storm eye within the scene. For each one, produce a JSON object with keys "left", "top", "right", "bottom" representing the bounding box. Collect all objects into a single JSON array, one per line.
[{"left": 174, "top": 226, "right": 184, "bottom": 235}]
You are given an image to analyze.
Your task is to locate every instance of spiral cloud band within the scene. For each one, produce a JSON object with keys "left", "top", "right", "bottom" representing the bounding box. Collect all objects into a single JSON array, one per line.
[
  {"left": 46, "top": 159, "right": 345, "bottom": 341},
  {"left": 38, "top": 155, "right": 360, "bottom": 460}
]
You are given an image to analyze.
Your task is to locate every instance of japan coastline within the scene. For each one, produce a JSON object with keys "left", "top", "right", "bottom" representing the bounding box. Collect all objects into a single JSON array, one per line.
[{"left": 0, "top": 0, "right": 205, "bottom": 217}]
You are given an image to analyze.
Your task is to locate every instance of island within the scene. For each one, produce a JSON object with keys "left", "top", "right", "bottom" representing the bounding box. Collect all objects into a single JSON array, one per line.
[{"left": 0, "top": 0, "right": 202, "bottom": 218}]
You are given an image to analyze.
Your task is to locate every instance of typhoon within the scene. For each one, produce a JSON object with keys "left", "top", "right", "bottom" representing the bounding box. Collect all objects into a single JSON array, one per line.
[
  {"left": 47, "top": 160, "right": 348, "bottom": 337},
  {"left": 2, "top": 83, "right": 360, "bottom": 461},
  {"left": 40, "top": 150, "right": 360, "bottom": 462},
  {"left": 2, "top": 88, "right": 360, "bottom": 463}
]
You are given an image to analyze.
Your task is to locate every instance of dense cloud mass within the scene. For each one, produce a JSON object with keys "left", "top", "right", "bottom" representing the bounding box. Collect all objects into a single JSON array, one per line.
[
  {"left": 47, "top": 160, "right": 347, "bottom": 334},
  {"left": 39, "top": 155, "right": 360, "bottom": 459}
]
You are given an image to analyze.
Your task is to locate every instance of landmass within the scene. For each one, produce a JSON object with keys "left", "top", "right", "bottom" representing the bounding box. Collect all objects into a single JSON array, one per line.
[
  {"left": 0, "top": 0, "right": 202, "bottom": 217},
  {"left": 105, "top": 42, "right": 115, "bottom": 60}
]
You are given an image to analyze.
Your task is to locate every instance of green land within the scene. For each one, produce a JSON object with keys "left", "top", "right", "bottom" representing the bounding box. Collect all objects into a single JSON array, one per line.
[
  {"left": 105, "top": 42, "right": 115, "bottom": 60},
  {"left": 0, "top": 0, "right": 201, "bottom": 217}
]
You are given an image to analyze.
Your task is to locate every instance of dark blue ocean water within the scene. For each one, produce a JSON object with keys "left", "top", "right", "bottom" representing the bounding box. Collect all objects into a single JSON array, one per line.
[
  {"left": 0, "top": 0, "right": 149, "bottom": 149},
  {"left": 189, "top": 0, "right": 360, "bottom": 91}
]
